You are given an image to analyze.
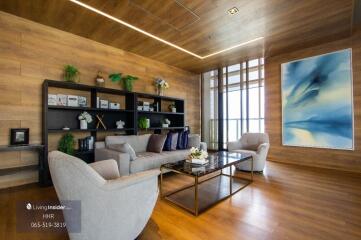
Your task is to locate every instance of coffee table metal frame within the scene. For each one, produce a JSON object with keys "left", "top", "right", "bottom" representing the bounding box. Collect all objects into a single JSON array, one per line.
[{"left": 160, "top": 154, "right": 253, "bottom": 216}]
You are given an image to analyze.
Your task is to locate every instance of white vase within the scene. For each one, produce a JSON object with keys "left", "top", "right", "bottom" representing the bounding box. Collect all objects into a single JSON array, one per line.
[
  {"left": 162, "top": 123, "right": 169, "bottom": 128},
  {"left": 80, "top": 120, "right": 87, "bottom": 129},
  {"left": 171, "top": 107, "right": 176, "bottom": 113}
]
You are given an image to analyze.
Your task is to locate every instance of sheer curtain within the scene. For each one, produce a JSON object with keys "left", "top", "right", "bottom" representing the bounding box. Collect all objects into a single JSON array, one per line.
[{"left": 202, "top": 58, "right": 264, "bottom": 150}]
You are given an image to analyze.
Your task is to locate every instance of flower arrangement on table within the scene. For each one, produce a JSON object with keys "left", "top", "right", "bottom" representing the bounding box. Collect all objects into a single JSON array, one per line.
[
  {"left": 155, "top": 78, "right": 169, "bottom": 96},
  {"left": 186, "top": 147, "right": 209, "bottom": 165},
  {"left": 78, "top": 111, "right": 93, "bottom": 129}
]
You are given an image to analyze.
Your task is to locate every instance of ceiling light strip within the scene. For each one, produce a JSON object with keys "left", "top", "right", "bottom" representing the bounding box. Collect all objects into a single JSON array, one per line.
[
  {"left": 69, "top": 0, "right": 263, "bottom": 59},
  {"left": 202, "top": 37, "right": 264, "bottom": 58}
]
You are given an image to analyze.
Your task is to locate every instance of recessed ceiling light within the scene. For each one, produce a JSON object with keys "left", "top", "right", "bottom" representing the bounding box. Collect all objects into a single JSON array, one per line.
[
  {"left": 69, "top": 0, "right": 262, "bottom": 59},
  {"left": 227, "top": 7, "right": 239, "bottom": 15}
]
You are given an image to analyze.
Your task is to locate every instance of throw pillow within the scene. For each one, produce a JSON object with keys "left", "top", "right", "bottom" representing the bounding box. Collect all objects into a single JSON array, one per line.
[
  {"left": 163, "top": 132, "right": 179, "bottom": 151},
  {"left": 163, "top": 132, "right": 172, "bottom": 151},
  {"left": 147, "top": 134, "right": 167, "bottom": 153},
  {"left": 170, "top": 132, "right": 179, "bottom": 150},
  {"left": 177, "top": 130, "right": 189, "bottom": 149},
  {"left": 187, "top": 134, "right": 200, "bottom": 149},
  {"left": 107, "top": 143, "right": 137, "bottom": 161}
]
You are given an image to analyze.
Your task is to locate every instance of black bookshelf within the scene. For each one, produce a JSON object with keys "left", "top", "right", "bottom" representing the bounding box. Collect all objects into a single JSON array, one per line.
[{"left": 41, "top": 79, "right": 185, "bottom": 186}]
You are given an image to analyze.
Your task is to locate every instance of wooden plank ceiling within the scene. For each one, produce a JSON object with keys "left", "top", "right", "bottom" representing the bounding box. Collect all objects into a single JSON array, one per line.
[{"left": 0, "top": 0, "right": 355, "bottom": 73}]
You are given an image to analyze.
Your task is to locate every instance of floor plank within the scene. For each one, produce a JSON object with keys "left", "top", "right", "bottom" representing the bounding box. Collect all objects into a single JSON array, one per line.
[{"left": 1, "top": 161, "right": 361, "bottom": 240}]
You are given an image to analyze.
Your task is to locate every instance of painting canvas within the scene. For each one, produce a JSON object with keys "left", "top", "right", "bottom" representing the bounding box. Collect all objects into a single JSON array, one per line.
[{"left": 281, "top": 49, "right": 353, "bottom": 150}]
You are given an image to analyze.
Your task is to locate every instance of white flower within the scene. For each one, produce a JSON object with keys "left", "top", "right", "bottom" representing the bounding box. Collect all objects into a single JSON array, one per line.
[{"left": 78, "top": 111, "right": 93, "bottom": 123}]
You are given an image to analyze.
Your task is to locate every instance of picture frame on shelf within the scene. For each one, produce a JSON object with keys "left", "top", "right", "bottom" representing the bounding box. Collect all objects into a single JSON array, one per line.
[{"left": 10, "top": 128, "right": 29, "bottom": 146}]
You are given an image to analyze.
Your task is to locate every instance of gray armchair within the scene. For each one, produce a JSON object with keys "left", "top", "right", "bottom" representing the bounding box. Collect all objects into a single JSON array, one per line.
[
  {"left": 49, "top": 151, "right": 160, "bottom": 240},
  {"left": 228, "top": 133, "right": 270, "bottom": 172}
]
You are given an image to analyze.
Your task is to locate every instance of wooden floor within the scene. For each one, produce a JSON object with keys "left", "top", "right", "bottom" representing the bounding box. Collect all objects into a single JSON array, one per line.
[{"left": 1, "top": 161, "right": 361, "bottom": 240}]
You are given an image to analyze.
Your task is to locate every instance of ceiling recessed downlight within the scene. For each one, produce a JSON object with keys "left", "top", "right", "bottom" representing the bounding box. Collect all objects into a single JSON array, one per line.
[
  {"left": 227, "top": 7, "right": 239, "bottom": 15},
  {"left": 69, "top": 0, "right": 263, "bottom": 59}
]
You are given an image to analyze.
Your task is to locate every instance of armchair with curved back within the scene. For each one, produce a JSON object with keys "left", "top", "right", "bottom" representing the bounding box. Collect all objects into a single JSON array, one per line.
[
  {"left": 48, "top": 151, "right": 160, "bottom": 240},
  {"left": 228, "top": 133, "right": 270, "bottom": 172}
]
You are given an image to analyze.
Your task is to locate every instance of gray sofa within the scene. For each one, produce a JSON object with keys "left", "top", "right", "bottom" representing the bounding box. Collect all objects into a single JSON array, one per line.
[{"left": 95, "top": 134, "right": 206, "bottom": 176}]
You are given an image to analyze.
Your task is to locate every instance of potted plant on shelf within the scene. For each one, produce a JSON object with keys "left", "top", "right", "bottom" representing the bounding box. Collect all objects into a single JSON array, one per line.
[
  {"left": 58, "top": 133, "right": 75, "bottom": 155},
  {"left": 138, "top": 116, "right": 150, "bottom": 130},
  {"left": 78, "top": 111, "right": 93, "bottom": 130},
  {"left": 168, "top": 103, "right": 176, "bottom": 113},
  {"left": 109, "top": 73, "right": 138, "bottom": 91},
  {"left": 64, "top": 65, "right": 80, "bottom": 83},
  {"left": 109, "top": 72, "right": 122, "bottom": 85},
  {"left": 155, "top": 78, "right": 169, "bottom": 96},
  {"left": 95, "top": 71, "right": 105, "bottom": 87},
  {"left": 162, "top": 118, "right": 171, "bottom": 128},
  {"left": 122, "top": 75, "right": 138, "bottom": 91}
]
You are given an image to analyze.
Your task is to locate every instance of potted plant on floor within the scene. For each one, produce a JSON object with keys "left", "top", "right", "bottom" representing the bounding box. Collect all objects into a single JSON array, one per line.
[{"left": 58, "top": 133, "right": 75, "bottom": 155}]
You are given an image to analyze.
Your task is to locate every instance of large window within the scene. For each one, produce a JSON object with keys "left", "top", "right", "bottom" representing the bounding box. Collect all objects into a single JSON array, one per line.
[{"left": 202, "top": 58, "right": 264, "bottom": 150}]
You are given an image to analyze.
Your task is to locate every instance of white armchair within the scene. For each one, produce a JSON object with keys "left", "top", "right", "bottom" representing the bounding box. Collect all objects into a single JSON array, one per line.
[
  {"left": 48, "top": 151, "right": 160, "bottom": 240},
  {"left": 228, "top": 133, "right": 270, "bottom": 172}
]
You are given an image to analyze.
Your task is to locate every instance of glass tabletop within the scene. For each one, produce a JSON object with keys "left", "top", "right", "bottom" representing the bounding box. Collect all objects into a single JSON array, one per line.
[{"left": 161, "top": 151, "right": 253, "bottom": 177}]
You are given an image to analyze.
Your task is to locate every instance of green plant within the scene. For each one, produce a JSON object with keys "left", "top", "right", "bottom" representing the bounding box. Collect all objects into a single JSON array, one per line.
[
  {"left": 122, "top": 75, "right": 138, "bottom": 91},
  {"left": 58, "top": 133, "right": 75, "bottom": 155},
  {"left": 109, "top": 73, "right": 122, "bottom": 82},
  {"left": 138, "top": 116, "right": 148, "bottom": 129},
  {"left": 64, "top": 65, "right": 79, "bottom": 82}
]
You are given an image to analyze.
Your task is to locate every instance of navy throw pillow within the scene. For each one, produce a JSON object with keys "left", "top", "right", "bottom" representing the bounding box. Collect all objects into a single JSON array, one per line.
[
  {"left": 177, "top": 130, "right": 189, "bottom": 149},
  {"left": 163, "top": 132, "right": 173, "bottom": 151}
]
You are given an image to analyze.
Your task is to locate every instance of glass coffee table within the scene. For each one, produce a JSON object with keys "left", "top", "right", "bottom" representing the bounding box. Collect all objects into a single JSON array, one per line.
[{"left": 160, "top": 151, "right": 253, "bottom": 216}]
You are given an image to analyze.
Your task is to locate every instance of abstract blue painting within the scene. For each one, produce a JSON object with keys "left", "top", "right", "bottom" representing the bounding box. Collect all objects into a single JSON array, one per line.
[{"left": 281, "top": 49, "right": 353, "bottom": 150}]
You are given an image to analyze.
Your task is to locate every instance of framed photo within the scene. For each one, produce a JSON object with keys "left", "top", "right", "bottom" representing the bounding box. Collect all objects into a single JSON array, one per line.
[{"left": 10, "top": 128, "right": 29, "bottom": 145}]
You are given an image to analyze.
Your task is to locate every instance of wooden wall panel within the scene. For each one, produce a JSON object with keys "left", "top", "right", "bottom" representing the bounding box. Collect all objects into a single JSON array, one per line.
[
  {"left": 265, "top": 31, "right": 361, "bottom": 173},
  {"left": 0, "top": 11, "right": 200, "bottom": 188}
]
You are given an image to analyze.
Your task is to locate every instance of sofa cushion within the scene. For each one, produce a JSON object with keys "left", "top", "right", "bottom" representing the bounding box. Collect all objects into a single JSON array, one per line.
[
  {"left": 105, "top": 134, "right": 151, "bottom": 153},
  {"left": 130, "top": 149, "right": 191, "bottom": 173},
  {"left": 107, "top": 143, "right": 137, "bottom": 161},
  {"left": 131, "top": 152, "right": 164, "bottom": 173},
  {"left": 147, "top": 134, "right": 167, "bottom": 153}
]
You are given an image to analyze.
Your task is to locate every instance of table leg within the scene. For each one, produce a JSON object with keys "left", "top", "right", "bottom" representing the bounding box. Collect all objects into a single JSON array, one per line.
[
  {"left": 194, "top": 176, "right": 199, "bottom": 216},
  {"left": 229, "top": 165, "right": 233, "bottom": 194},
  {"left": 160, "top": 167, "right": 163, "bottom": 198},
  {"left": 251, "top": 156, "right": 254, "bottom": 181}
]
